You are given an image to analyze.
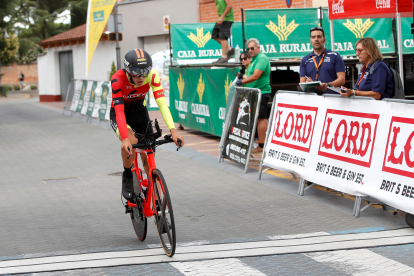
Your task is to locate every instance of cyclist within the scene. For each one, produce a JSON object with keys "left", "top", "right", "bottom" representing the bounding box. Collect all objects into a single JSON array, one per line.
[{"left": 110, "top": 49, "right": 184, "bottom": 202}]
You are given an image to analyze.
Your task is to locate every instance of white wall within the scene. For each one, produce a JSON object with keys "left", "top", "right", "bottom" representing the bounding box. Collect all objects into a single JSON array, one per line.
[
  {"left": 312, "top": 0, "right": 328, "bottom": 7},
  {"left": 144, "top": 34, "right": 169, "bottom": 55},
  {"left": 118, "top": 0, "right": 198, "bottom": 61},
  {"left": 38, "top": 41, "right": 116, "bottom": 97}
]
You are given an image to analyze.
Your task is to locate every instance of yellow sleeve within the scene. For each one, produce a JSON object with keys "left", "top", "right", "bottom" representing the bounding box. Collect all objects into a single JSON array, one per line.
[{"left": 155, "top": 96, "right": 175, "bottom": 130}]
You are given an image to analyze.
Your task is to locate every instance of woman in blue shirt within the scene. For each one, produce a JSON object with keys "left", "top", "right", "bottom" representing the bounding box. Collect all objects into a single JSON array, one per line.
[{"left": 340, "top": 37, "right": 393, "bottom": 100}]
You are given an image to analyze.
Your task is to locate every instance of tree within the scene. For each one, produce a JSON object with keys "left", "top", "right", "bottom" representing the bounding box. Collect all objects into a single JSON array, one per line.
[
  {"left": 69, "top": 0, "right": 88, "bottom": 29},
  {"left": 109, "top": 61, "right": 116, "bottom": 81}
]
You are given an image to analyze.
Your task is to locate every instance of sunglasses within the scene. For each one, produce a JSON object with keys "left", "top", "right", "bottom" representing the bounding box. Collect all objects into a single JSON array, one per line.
[
  {"left": 127, "top": 65, "right": 151, "bottom": 78},
  {"left": 355, "top": 48, "right": 364, "bottom": 54},
  {"left": 241, "top": 57, "right": 249, "bottom": 61},
  {"left": 310, "top": 26, "right": 323, "bottom": 31},
  {"left": 248, "top": 47, "right": 256, "bottom": 51}
]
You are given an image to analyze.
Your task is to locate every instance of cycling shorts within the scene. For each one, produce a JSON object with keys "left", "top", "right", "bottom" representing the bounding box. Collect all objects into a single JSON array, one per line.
[{"left": 110, "top": 106, "right": 154, "bottom": 139}]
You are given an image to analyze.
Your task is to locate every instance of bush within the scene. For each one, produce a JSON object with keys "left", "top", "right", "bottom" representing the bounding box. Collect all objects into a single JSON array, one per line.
[
  {"left": 13, "top": 85, "right": 20, "bottom": 90},
  {"left": 5, "top": 86, "right": 12, "bottom": 92},
  {"left": 30, "top": 84, "right": 37, "bottom": 90},
  {"left": 109, "top": 61, "right": 116, "bottom": 81}
]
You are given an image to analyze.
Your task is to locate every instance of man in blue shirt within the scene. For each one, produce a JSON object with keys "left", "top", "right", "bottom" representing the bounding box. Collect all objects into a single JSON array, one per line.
[{"left": 300, "top": 27, "right": 345, "bottom": 94}]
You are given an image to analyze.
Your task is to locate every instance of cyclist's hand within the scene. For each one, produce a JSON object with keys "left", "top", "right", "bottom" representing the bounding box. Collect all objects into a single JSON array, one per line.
[
  {"left": 121, "top": 138, "right": 133, "bottom": 155},
  {"left": 170, "top": 128, "right": 184, "bottom": 148}
]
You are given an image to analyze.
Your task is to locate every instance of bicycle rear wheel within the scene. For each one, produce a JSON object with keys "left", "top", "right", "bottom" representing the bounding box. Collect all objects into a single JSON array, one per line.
[
  {"left": 152, "top": 168, "right": 176, "bottom": 257},
  {"left": 131, "top": 170, "right": 147, "bottom": 241}
]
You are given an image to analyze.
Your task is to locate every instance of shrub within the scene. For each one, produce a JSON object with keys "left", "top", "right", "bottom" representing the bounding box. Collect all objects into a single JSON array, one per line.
[
  {"left": 109, "top": 61, "right": 116, "bottom": 81},
  {"left": 5, "top": 86, "right": 12, "bottom": 92},
  {"left": 30, "top": 84, "right": 37, "bottom": 90},
  {"left": 13, "top": 85, "right": 20, "bottom": 90}
]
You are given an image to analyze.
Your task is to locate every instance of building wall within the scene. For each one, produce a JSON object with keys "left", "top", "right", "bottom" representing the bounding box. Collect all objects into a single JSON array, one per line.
[
  {"left": 117, "top": 0, "right": 199, "bottom": 61},
  {"left": 0, "top": 62, "right": 38, "bottom": 87},
  {"left": 199, "top": 0, "right": 313, "bottom": 23},
  {"left": 37, "top": 41, "right": 116, "bottom": 100}
]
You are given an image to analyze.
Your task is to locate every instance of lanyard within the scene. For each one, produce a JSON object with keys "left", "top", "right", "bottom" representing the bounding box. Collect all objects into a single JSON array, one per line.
[
  {"left": 355, "top": 65, "right": 367, "bottom": 90},
  {"left": 312, "top": 53, "right": 325, "bottom": 81}
]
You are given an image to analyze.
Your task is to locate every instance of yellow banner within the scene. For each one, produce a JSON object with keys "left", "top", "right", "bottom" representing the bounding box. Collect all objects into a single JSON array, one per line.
[{"left": 86, "top": 0, "right": 117, "bottom": 75}]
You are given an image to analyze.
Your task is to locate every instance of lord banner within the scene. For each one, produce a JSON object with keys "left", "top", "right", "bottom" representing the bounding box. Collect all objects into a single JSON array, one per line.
[
  {"left": 169, "top": 67, "right": 239, "bottom": 136},
  {"left": 263, "top": 92, "right": 414, "bottom": 214}
]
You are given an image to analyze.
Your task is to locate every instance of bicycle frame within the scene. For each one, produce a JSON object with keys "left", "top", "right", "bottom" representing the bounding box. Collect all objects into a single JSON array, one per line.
[{"left": 127, "top": 148, "right": 158, "bottom": 218}]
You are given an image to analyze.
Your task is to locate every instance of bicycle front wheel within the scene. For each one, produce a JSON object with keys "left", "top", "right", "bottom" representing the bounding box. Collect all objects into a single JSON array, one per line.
[
  {"left": 152, "top": 168, "right": 176, "bottom": 257},
  {"left": 131, "top": 171, "right": 147, "bottom": 241}
]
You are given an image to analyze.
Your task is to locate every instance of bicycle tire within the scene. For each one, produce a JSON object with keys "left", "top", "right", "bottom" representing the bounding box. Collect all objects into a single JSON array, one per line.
[
  {"left": 131, "top": 171, "right": 147, "bottom": 241},
  {"left": 152, "top": 168, "right": 176, "bottom": 257}
]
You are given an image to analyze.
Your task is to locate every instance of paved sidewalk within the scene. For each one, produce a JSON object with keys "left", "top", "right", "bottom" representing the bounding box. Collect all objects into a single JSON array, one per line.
[{"left": 0, "top": 97, "right": 412, "bottom": 275}]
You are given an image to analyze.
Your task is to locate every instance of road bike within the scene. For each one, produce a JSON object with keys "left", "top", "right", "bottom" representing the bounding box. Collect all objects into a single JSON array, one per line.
[{"left": 123, "top": 119, "right": 181, "bottom": 257}]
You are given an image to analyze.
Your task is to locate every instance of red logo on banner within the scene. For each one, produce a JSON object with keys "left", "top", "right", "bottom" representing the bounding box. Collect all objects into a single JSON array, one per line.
[
  {"left": 271, "top": 103, "right": 318, "bottom": 152},
  {"left": 318, "top": 109, "right": 379, "bottom": 167},
  {"left": 383, "top": 116, "right": 414, "bottom": 178}
]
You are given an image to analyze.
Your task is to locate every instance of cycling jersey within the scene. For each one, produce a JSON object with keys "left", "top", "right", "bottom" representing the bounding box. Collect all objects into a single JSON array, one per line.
[{"left": 111, "top": 69, "right": 175, "bottom": 140}]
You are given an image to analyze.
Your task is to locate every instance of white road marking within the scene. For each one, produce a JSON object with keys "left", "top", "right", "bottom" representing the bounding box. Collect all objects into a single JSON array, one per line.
[
  {"left": 305, "top": 249, "right": 414, "bottom": 276},
  {"left": 1, "top": 228, "right": 413, "bottom": 274},
  {"left": 268, "top": 231, "right": 331, "bottom": 240},
  {"left": 171, "top": 258, "right": 266, "bottom": 276}
]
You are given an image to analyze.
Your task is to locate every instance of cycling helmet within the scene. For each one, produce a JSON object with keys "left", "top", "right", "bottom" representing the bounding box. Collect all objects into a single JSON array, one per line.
[{"left": 124, "top": 49, "right": 152, "bottom": 77}]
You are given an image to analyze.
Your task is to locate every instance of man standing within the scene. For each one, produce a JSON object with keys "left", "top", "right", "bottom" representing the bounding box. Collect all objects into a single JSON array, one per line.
[
  {"left": 19, "top": 72, "right": 25, "bottom": 89},
  {"left": 212, "top": 0, "right": 234, "bottom": 64},
  {"left": 300, "top": 27, "right": 345, "bottom": 94},
  {"left": 236, "top": 38, "right": 271, "bottom": 154}
]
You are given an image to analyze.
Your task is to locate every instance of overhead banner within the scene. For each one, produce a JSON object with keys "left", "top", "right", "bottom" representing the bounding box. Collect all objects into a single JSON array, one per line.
[
  {"left": 170, "top": 23, "right": 243, "bottom": 62},
  {"left": 245, "top": 8, "right": 321, "bottom": 59},
  {"left": 402, "top": 17, "right": 414, "bottom": 54},
  {"left": 263, "top": 92, "right": 414, "bottom": 214},
  {"left": 169, "top": 67, "right": 239, "bottom": 136},
  {"left": 328, "top": 0, "right": 412, "bottom": 19},
  {"left": 331, "top": 17, "right": 395, "bottom": 56},
  {"left": 245, "top": 8, "right": 395, "bottom": 58},
  {"left": 221, "top": 87, "right": 260, "bottom": 166},
  {"left": 86, "top": 0, "right": 117, "bottom": 75}
]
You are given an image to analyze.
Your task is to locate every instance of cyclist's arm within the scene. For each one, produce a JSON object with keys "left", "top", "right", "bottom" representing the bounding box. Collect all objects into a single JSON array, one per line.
[
  {"left": 111, "top": 76, "right": 129, "bottom": 141},
  {"left": 150, "top": 72, "right": 175, "bottom": 130}
]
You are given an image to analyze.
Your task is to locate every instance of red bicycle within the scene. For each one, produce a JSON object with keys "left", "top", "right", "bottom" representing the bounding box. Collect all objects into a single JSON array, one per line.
[{"left": 124, "top": 119, "right": 181, "bottom": 257}]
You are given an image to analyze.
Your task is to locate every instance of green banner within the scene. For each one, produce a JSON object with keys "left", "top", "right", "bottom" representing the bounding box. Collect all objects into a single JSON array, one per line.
[
  {"left": 85, "top": 81, "right": 98, "bottom": 117},
  {"left": 402, "top": 17, "right": 414, "bottom": 54},
  {"left": 99, "top": 81, "right": 111, "bottom": 120},
  {"left": 169, "top": 67, "right": 239, "bottom": 136},
  {"left": 244, "top": 8, "right": 395, "bottom": 59},
  {"left": 76, "top": 80, "right": 89, "bottom": 113},
  {"left": 245, "top": 8, "right": 321, "bottom": 59},
  {"left": 331, "top": 18, "right": 394, "bottom": 56},
  {"left": 171, "top": 23, "right": 244, "bottom": 62}
]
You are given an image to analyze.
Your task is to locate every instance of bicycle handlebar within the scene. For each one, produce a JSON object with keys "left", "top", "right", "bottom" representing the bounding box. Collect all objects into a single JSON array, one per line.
[{"left": 132, "top": 134, "right": 176, "bottom": 149}]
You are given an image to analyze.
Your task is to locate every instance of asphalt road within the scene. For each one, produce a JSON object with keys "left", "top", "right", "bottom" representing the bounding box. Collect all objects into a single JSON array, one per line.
[{"left": 0, "top": 96, "right": 413, "bottom": 275}]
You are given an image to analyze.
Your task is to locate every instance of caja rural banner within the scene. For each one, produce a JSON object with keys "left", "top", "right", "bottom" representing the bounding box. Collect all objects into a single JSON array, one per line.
[
  {"left": 170, "top": 23, "right": 243, "bottom": 62},
  {"left": 245, "top": 8, "right": 322, "bottom": 59},
  {"left": 169, "top": 67, "right": 239, "bottom": 136},
  {"left": 86, "top": 0, "right": 117, "bottom": 75},
  {"left": 263, "top": 92, "right": 414, "bottom": 214},
  {"left": 244, "top": 8, "right": 395, "bottom": 59}
]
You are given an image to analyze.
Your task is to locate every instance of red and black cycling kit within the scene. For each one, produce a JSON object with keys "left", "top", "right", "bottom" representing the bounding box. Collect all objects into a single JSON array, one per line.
[{"left": 110, "top": 69, "right": 175, "bottom": 140}]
